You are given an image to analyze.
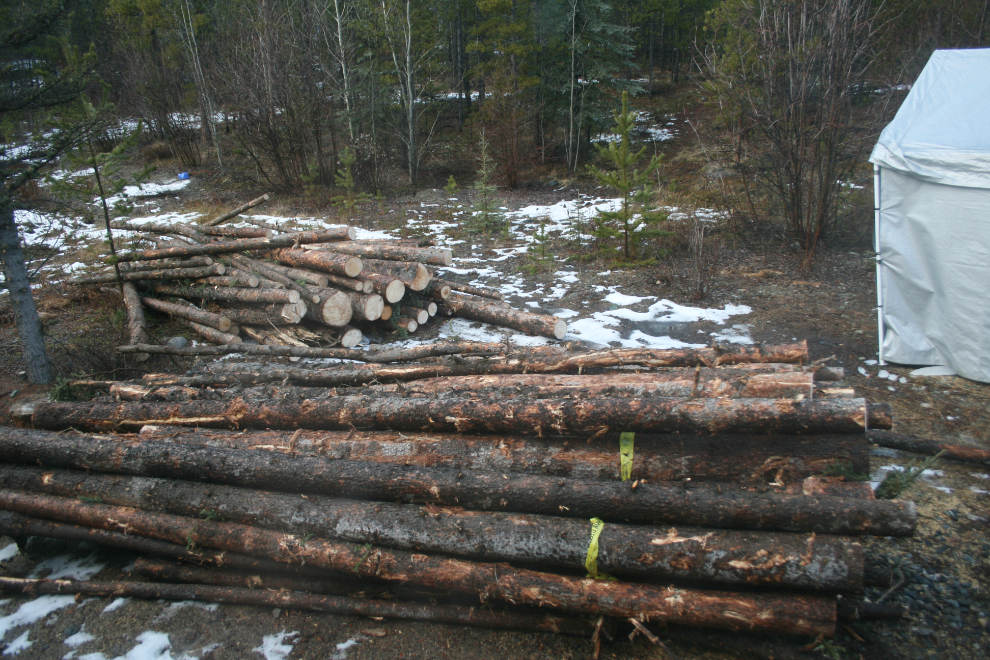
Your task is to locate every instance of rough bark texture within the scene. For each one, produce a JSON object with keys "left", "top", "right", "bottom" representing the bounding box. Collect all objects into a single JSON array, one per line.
[
  {"left": 867, "top": 430, "right": 990, "bottom": 467},
  {"left": 120, "top": 283, "right": 151, "bottom": 362},
  {"left": 198, "top": 226, "right": 272, "bottom": 238},
  {"left": 273, "top": 248, "right": 363, "bottom": 278},
  {"left": 425, "top": 281, "right": 451, "bottom": 300},
  {"left": 220, "top": 304, "right": 301, "bottom": 326},
  {"left": 113, "top": 229, "right": 354, "bottom": 263},
  {"left": 433, "top": 278, "right": 504, "bottom": 300},
  {"left": 197, "top": 276, "right": 259, "bottom": 288},
  {"left": 0, "top": 465, "right": 865, "bottom": 593},
  {"left": 323, "top": 272, "right": 372, "bottom": 293},
  {"left": 442, "top": 297, "right": 568, "bottom": 339},
  {"left": 29, "top": 395, "right": 889, "bottom": 436},
  {"left": 262, "top": 261, "right": 329, "bottom": 286},
  {"left": 302, "top": 288, "right": 353, "bottom": 327},
  {"left": 204, "top": 193, "right": 270, "bottom": 226},
  {"left": 186, "top": 320, "right": 241, "bottom": 345},
  {"left": 360, "top": 258, "right": 432, "bottom": 291},
  {"left": 0, "top": 490, "right": 836, "bottom": 636},
  {"left": 0, "top": 429, "right": 915, "bottom": 535},
  {"left": 394, "top": 317, "right": 418, "bottom": 332},
  {"left": 309, "top": 287, "right": 383, "bottom": 322},
  {"left": 358, "top": 272, "right": 405, "bottom": 302},
  {"left": 224, "top": 254, "right": 318, "bottom": 303},
  {"left": 151, "top": 282, "right": 300, "bottom": 304},
  {"left": 71, "top": 264, "right": 225, "bottom": 284},
  {"left": 131, "top": 426, "right": 870, "bottom": 485},
  {"left": 323, "top": 242, "right": 452, "bottom": 267},
  {"left": 141, "top": 297, "right": 232, "bottom": 332},
  {"left": 127, "top": 257, "right": 215, "bottom": 270}
]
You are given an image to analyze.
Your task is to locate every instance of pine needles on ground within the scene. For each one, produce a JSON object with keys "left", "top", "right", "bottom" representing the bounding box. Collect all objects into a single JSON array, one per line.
[{"left": 875, "top": 451, "right": 946, "bottom": 500}]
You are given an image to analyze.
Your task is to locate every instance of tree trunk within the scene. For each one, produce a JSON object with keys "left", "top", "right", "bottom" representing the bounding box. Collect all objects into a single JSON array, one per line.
[
  {"left": 309, "top": 287, "right": 383, "bottom": 321},
  {"left": 272, "top": 248, "right": 363, "bottom": 278},
  {"left": 125, "top": 257, "right": 215, "bottom": 271},
  {"left": 425, "top": 281, "right": 451, "bottom": 300},
  {"left": 204, "top": 193, "right": 270, "bottom": 226},
  {"left": 867, "top": 430, "right": 990, "bottom": 467},
  {"left": 0, "top": 201, "right": 53, "bottom": 384},
  {"left": 0, "top": 465, "right": 864, "bottom": 593},
  {"left": 442, "top": 296, "right": 566, "bottom": 339},
  {"left": 113, "top": 228, "right": 354, "bottom": 263},
  {"left": 151, "top": 282, "right": 300, "bottom": 304},
  {"left": 140, "top": 297, "right": 233, "bottom": 332},
  {"left": 220, "top": 304, "right": 303, "bottom": 325},
  {"left": 404, "top": 306, "right": 429, "bottom": 324},
  {"left": 198, "top": 226, "right": 273, "bottom": 239},
  {"left": 393, "top": 317, "right": 418, "bottom": 332},
  {"left": 302, "top": 288, "right": 353, "bottom": 327},
  {"left": 196, "top": 276, "right": 260, "bottom": 288},
  {"left": 324, "top": 272, "right": 372, "bottom": 293},
  {"left": 321, "top": 324, "right": 363, "bottom": 348},
  {"left": 319, "top": 242, "right": 452, "bottom": 267},
  {"left": 357, "top": 272, "right": 405, "bottom": 302},
  {"left": 121, "top": 284, "right": 151, "bottom": 363},
  {"left": 432, "top": 278, "right": 503, "bottom": 300},
  {"left": 0, "top": 429, "right": 915, "bottom": 535},
  {"left": 260, "top": 261, "right": 329, "bottom": 287},
  {"left": 359, "top": 258, "right": 431, "bottom": 291},
  {"left": 221, "top": 268, "right": 262, "bottom": 288},
  {"left": 0, "top": 490, "right": 836, "bottom": 636},
  {"left": 186, "top": 320, "right": 241, "bottom": 345},
  {"left": 70, "top": 264, "right": 226, "bottom": 285},
  {"left": 224, "top": 254, "right": 319, "bottom": 303}
]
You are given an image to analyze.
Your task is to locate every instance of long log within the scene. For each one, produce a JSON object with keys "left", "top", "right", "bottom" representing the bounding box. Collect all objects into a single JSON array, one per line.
[
  {"left": 322, "top": 242, "right": 453, "bottom": 267},
  {"left": 204, "top": 193, "right": 271, "bottom": 226},
  {"left": 131, "top": 426, "right": 871, "bottom": 485},
  {"left": 260, "top": 261, "right": 329, "bottom": 287},
  {"left": 323, "top": 272, "right": 372, "bottom": 293},
  {"left": 121, "top": 283, "right": 150, "bottom": 363},
  {"left": 70, "top": 264, "right": 225, "bottom": 285},
  {"left": 197, "top": 225, "right": 272, "bottom": 238},
  {"left": 28, "top": 394, "right": 889, "bottom": 436},
  {"left": 443, "top": 296, "right": 566, "bottom": 339},
  {"left": 357, "top": 272, "right": 405, "bottom": 302},
  {"left": 0, "top": 490, "right": 836, "bottom": 636},
  {"left": 197, "top": 276, "right": 260, "bottom": 288},
  {"left": 112, "top": 228, "right": 355, "bottom": 263},
  {"left": 433, "top": 278, "right": 504, "bottom": 301},
  {"left": 140, "top": 297, "right": 232, "bottom": 332},
  {"left": 224, "top": 254, "right": 318, "bottom": 303},
  {"left": 867, "top": 430, "right": 990, "bottom": 467},
  {"left": 151, "top": 282, "right": 300, "bottom": 304},
  {"left": 0, "top": 429, "right": 915, "bottom": 535},
  {"left": 220, "top": 303, "right": 302, "bottom": 326},
  {"left": 360, "top": 258, "right": 431, "bottom": 291},
  {"left": 0, "top": 466, "right": 865, "bottom": 593},
  {"left": 125, "top": 257, "right": 214, "bottom": 270},
  {"left": 222, "top": 267, "right": 262, "bottom": 288},
  {"left": 187, "top": 320, "right": 241, "bottom": 345},
  {"left": 272, "top": 248, "right": 363, "bottom": 278}
]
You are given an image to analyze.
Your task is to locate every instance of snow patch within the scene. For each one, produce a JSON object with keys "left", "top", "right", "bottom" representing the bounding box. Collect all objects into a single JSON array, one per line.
[
  {"left": 0, "top": 545, "right": 17, "bottom": 562},
  {"left": 253, "top": 631, "right": 298, "bottom": 660}
]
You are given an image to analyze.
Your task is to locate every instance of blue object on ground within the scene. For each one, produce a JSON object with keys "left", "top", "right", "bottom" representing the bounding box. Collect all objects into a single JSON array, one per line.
[{"left": 178, "top": 172, "right": 190, "bottom": 180}]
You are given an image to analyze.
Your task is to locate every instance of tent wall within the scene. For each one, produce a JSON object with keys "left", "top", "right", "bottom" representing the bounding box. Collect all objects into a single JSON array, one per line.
[{"left": 877, "top": 167, "right": 990, "bottom": 383}]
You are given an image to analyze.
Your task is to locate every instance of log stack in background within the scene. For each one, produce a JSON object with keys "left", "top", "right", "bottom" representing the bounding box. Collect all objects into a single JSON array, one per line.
[
  {"left": 2, "top": 339, "right": 913, "bottom": 657},
  {"left": 70, "top": 197, "right": 566, "bottom": 353}
]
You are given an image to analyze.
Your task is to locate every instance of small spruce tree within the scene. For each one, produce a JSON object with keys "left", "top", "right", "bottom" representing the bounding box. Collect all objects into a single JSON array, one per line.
[
  {"left": 331, "top": 147, "right": 371, "bottom": 211},
  {"left": 469, "top": 131, "right": 506, "bottom": 236},
  {"left": 586, "top": 91, "right": 670, "bottom": 263}
]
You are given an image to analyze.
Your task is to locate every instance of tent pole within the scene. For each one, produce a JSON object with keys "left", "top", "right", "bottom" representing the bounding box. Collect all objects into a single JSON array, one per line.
[{"left": 874, "top": 165, "right": 885, "bottom": 366}]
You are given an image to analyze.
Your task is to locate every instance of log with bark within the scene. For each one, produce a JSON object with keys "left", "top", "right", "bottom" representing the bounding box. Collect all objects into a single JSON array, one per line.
[
  {"left": 187, "top": 320, "right": 241, "bottom": 345},
  {"left": 260, "top": 261, "right": 329, "bottom": 287},
  {"left": 442, "top": 296, "right": 566, "bottom": 339},
  {"left": 272, "top": 248, "right": 363, "bottom": 278},
  {"left": 321, "top": 324, "right": 363, "bottom": 348},
  {"left": 320, "top": 242, "right": 453, "bottom": 267},
  {"left": 121, "top": 283, "right": 150, "bottom": 363},
  {"left": 111, "top": 228, "right": 355, "bottom": 263},
  {"left": 0, "top": 429, "right": 914, "bottom": 535},
  {"left": 0, "top": 465, "right": 866, "bottom": 593},
  {"left": 204, "top": 193, "right": 271, "bottom": 226},
  {"left": 867, "top": 430, "right": 990, "bottom": 467},
  {"left": 360, "top": 258, "right": 432, "bottom": 291},
  {"left": 224, "top": 254, "right": 318, "bottom": 303},
  {"left": 196, "top": 276, "right": 260, "bottom": 288},
  {"left": 219, "top": 303, "right": 303, "bottom": 326},
  {"left": 301, "top": 288, "right": 353, "bottom": 327},
  {"left": 221, "top": 267, "right": 262, "bottom": 288},
  {"left": 140, "top": 297, "right": 233, "bottom": 332},
  {"left": 404, "top": 306, "right": 430, "bottom": 325},
  {"left": 425, "top": 280, "right": 451, "bottom": 300},
  {"left": 197, "top": 226, "right": 272, "bottom": 239},
  {"left": 27, "top": 394, "right": 890, "bottom": 436},
  {"left": 151, "top": 282, "right": 300, "bottom": 304},
  {"left": 393, "top": 317, "right": 417, "bottom": 333},
  {"left": 0, "top": 490, "right": 836, "bottom": 636},
  {"left": 357, "top": 272, "right": 405, "bottom": 302},
  {"left": 70, "top": 264, "right": 226, "bottom": 285},
  {"left": 126, "top": 257, "right": 215, "bottom": 270},
  {"left": 308, "top": 287, "right": 383, "bottom": 322},
  {"left": 130, "top": 426, "right": 871, "bottom": 485},
  {"left": 323, "top": 272, "right": 372, "bottom": 293},
  {"left": 433, "top": 278, "right": 503, "bottom": 300}
]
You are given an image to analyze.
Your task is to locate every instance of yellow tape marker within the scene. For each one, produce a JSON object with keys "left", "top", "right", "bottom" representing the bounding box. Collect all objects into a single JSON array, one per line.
[
  {"left": 619, "top": 432, "right": 635, "bottom": 481},
  {"left": 584, "top": 517, "right": 615, "bottom": 580}
]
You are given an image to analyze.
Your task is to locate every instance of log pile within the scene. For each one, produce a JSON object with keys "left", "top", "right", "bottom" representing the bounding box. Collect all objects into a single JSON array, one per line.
[
  {"left": 70, "top": 196, "right": 567, "bottom": 353},
  {"left": 1, "top": 340, "right": 913, "bottom": 657}
]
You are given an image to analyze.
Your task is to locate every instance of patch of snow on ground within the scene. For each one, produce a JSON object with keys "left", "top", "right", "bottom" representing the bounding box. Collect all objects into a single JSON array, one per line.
[
  {"left": 253, "top": 631, "right": 298, "bottom": 660},
  {"left": 78, "top": 630, "right": 207, "bottom": 660},
  {"left": 64, "top": 626, "right": 96, "bottom": 648},
  {"left": 152, "top": 601, "right": 217, "bottom": 624},
  {"left": 0, "top": 545, "right": 17, "bottom": 562},
  {"left": 0, "top": 595, "right": 77, "bottom": 643},
  {"left": 3, "top": 630, "right": 33, "bottom": 655},
  {"left": 332, "top": 638, "right": 364, "bottom": 660},
  {"left": 604, "top": 292, "right": 654, "bottom": 306},
  {"left": 102, "top": 599, "right": 129, "bottom": 614},
  {"left": 29, "top": 552, "right": 104, "bottom": 581}
]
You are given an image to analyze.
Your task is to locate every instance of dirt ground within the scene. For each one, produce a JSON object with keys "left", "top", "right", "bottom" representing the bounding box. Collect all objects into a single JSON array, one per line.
[{"left": 1, "top": 134, "right": 989, "bottom": 659}]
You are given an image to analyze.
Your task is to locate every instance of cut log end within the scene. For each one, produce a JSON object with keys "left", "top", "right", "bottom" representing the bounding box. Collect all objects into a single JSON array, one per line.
[
  {"left": 553, "top": 320, "right": 567, "bottom": 340},
  {"left": 385, "top": 280, "right": 405, "bottom": 303},
  {"left": 343, "top": 257, "right": 363, "bottom": 278}
]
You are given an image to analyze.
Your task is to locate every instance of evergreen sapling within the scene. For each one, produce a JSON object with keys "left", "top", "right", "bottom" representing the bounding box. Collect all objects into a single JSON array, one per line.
[{"left": 469, "top": 131, "right": 507, "bottom": 236}]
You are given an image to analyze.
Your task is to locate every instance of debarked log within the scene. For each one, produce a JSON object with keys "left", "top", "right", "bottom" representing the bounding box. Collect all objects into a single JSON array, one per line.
[
  {"left": 131, "top": 426, "right": 871, "bottom": 485},
  {"left": 442, "top": 296, "right": 566, "bottom": 340},
  {"left": 0, "top": 465, "right": 865, "bottom": 593},
  {"left": 0, "top": 429, "right": 915, "bottom": 535},
  {"left": 28, "top": 396, "right": 892, "bottom": 436},
  {"left": 0, "top": 490, "right": 836, "bottom": 636}
]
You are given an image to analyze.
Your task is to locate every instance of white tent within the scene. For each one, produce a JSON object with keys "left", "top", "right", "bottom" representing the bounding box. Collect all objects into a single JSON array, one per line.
[{"left": 869, "top": 48, "right": 990, "bottom": 383}]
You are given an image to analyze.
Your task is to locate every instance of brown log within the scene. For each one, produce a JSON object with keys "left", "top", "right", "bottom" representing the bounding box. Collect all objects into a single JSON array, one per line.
[
  {"left": 351, "top": 238, "right": 436, "bottom": 247},
  {"left": 323, "top": 272, "right": 372, "bottom": 293},
  {"left": 320, "top": 324, "right": 363, "bottom": 348},
  {"left": 221, "top": 267, "right": 262, "bottom": 288},
  {"left": 109, "top": 383, "right": 202, "bottom": 401},
  {"left": 204, "top": 193, "right": 271, "bottom": 226},
  {"left": 443, "top": 296, "right": 566, "bottom": 339},
  {"left": 197, "top": 225, "right": 272, "bottom": 238},
  {"left": 0, "top": 466, "right": 865, "bottom": 593},
  {"left": 120, "top": 283, "right": 150, "bottom": 363},
  {"left": 404, "top": 306, "right": 430, "bottom": 325},
  {"left": 272, "top": 248, "right": 363, "bottom": 278},
  {"left": 301, "top": 288, "right": 353, "bottom": 327},
  {"left": 134, "top": 426, "right": 870, "bottom": 486},
  {"left": 112, "top": 229, "right": 354, "bottom": 263},
  {"left": 141, "top": 297, "right": 233, "bottom": 332},
  {"left": 187, "top": 320, "right": 241, "bottom": 345},
  {"left": 70, "top": 264, "right": 225, "bottom": 285},
  {"left": 425, "top": 280, "right": 451, "bottom": 300},
  {"left": 0, "top": 490, "right": 836, "bottom": 636},
  {"left": 0, "top": 429, "right": 915, "bottom": 535},
  {"left": 867, "top": 430, "right": 990, "bottom": 467},
  {"left": 380, "top": 304, "right": 393, "bottom": 321},
  {"left": 197, "top": 276, "right": 260, "bottom": 288},
  {"left": 221, "top": 303, "right": 303, "bottom": 326},
  {"left": 125, "top": 257, "right": 215, "bottom": 270},
  {"left": 322, "top": 242, "right": 453, "bottom": 267},
  {"left": 433, "top": 278, "right": 503, "bottom": 300},
  {"left": 357, "top": 272, "right": 405, "bottom": 302},
  {"left": 394, "top": 317, "right": 418, "bottom": 332},
  {"left": 224, "top": 254, "right": 318, "bottom": 303},
  {"left": 151, "top": 282, "right": 300, "bottom": 304},
  {"left": 360, "top": 258, "right": 431, "bottom": 291},
  {"left": 260, "top": 261, "right": 329, "bottom": 287}
]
